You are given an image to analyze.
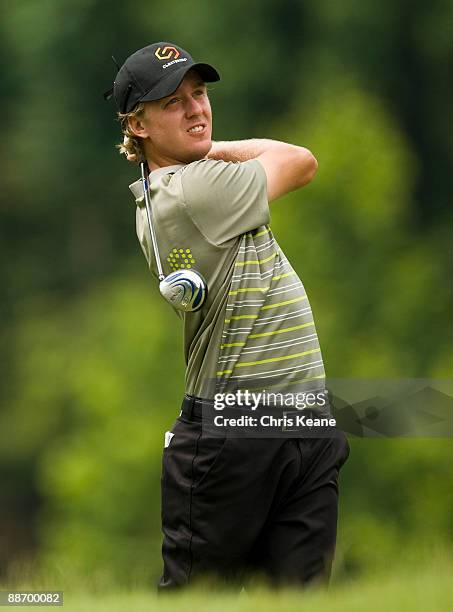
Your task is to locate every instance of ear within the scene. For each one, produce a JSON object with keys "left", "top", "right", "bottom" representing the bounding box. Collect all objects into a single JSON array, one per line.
[{"left": 128, "top": 115, "right": 150, "bottom": 140}]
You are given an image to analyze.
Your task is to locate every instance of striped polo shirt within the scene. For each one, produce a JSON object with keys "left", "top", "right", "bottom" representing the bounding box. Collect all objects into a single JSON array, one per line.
[
  {"left": 129, "top": 157, "right": 326, "bottom": 402},
  {"left": 216, "top": 224, "right": 326, "bottom": 396}
]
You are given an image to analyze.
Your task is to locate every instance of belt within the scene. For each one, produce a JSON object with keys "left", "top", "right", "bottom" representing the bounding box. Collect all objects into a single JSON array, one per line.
[
  {"left": 180, "top": 394, "right": 213, "bottom": 421},
  {"left": 180, "top": 394, "right": 332, "bottom": 423}
]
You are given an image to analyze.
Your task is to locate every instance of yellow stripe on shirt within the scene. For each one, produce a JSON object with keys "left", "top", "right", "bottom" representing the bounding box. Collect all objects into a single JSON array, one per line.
[
  {"left": 235, "top": 348, "right": 321, "bottom": 368},
  {"left": 234, "top": 252, "right": 278, "bottom": 266},
  {"left": 260, "top": 296, "right": 307, "bottom": 310}
]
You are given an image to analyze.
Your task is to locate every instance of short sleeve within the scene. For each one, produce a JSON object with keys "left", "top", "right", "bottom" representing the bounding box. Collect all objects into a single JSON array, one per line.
[{"left": 180, "top": 158, "right": 270, "bottom": 246}]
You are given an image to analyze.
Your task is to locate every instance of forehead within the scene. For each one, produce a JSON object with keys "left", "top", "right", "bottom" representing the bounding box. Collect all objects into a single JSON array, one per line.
[{"left": 174, "top": 69, "right": 206, "bottom": 92}]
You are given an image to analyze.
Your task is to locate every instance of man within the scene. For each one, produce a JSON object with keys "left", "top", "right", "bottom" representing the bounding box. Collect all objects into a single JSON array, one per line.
[{"left": 105, "top": 41, "right": 349, "bottom": 592}]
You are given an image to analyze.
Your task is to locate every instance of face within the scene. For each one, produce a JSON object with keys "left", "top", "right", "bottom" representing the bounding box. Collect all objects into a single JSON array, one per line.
[{"left": 129, "top": 69, "right": 213, "bottom": 169}]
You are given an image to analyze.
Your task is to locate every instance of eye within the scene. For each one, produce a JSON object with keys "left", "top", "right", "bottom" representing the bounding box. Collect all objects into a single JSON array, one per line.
[{"left": 165, "top": 97, "right": 180, "bottom": 107}]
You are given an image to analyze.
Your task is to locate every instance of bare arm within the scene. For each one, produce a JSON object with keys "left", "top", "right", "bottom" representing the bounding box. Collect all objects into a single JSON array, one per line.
[{"left": 206, "top": 138, "right": 318, "bottom": 203}]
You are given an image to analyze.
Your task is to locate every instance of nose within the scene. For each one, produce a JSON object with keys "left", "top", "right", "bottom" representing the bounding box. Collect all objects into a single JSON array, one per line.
[{"left": 184, "top": 95, "right": 203, "bottom": 117}]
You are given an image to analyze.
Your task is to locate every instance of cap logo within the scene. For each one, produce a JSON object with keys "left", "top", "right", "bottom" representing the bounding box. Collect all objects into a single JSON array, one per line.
[{"left": 155, "top": 46, "right": 180, "bottom": 61}]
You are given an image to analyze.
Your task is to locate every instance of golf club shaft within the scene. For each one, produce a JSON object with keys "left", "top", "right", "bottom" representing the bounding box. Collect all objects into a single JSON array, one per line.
[{"left": 140, "top": 162, "right": 165, "bottom": 280}]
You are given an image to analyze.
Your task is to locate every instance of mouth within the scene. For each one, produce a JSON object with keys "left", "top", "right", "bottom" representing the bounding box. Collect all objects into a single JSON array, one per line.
[{"left": 186, "top": 123, "right": 207, "bottom": 135}]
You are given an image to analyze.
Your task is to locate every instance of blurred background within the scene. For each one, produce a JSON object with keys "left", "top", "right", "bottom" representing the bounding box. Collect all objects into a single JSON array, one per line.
[{"left": 1, "top": 0, "right": 452, "bottom": 592}]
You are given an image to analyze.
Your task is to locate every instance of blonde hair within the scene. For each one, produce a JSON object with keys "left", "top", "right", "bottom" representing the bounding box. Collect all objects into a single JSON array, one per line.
[{"left": 116, "top": 103, "right": 147, "bottom": 164}]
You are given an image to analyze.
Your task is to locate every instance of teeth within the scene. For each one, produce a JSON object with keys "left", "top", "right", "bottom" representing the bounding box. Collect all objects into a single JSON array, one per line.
[{"left": 188, "top": 125, "right": 204, "bottom": 132}]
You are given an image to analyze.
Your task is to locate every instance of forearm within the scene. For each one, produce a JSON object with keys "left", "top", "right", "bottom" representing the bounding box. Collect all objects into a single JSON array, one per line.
[
  {"left": 206, "top": 138, "right": 285, "bottom": 162},
  {"left": 206, "top": 138, "right": 319, "bottom": 201}
]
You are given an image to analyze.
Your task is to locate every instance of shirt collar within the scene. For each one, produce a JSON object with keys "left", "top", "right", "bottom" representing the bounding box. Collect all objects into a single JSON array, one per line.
[
  {"left": 149, "top": 164, "right": 185, "bottom": 182},
  {"left": 128, "top": 164, "right": 186, "bottom": 202}
]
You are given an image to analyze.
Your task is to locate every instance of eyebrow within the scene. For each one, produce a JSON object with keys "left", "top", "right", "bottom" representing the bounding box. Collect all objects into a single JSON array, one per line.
[
  {"left": 175, "top": 80, "right": 206, "bottom": 94},
  {"left": 162, "top": 81, "right": 207, "bottom": 104}
]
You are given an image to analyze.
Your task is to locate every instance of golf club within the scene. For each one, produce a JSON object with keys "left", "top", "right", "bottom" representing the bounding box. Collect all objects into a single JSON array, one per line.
[{"left": 140, "top": 162, "right": 207, "bottom": 312}]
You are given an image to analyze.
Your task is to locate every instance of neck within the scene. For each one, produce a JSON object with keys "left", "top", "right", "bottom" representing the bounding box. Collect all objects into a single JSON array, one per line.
[
  {"left": 144, "top": 144, "right": 182, "bottom": 173},
  {"left": 144, "top": 144, "right": 210, "bottom": 173}
]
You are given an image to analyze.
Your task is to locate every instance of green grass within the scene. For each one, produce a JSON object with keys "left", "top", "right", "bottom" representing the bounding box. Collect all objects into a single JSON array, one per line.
[
  {"left": 65, "top": 573, "right": 451, "bottom": 612},
  {"left": 4, "top": 558, "right": 453, "bottom": 612}
]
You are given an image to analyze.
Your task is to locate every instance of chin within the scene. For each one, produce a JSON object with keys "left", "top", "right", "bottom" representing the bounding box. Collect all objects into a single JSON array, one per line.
[{"left": 185, "top": 140, "right": 212, "bottom": 162}]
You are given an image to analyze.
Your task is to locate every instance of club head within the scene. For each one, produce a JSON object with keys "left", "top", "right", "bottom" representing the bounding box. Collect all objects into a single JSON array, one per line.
[{"left": 159, "top": 269, "right": 207, "bottom": 312}]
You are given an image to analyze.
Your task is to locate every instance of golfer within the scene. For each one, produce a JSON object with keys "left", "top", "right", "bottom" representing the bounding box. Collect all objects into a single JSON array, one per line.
[{"left": 105, "top": 41, "right": 350, "bottom": 591}]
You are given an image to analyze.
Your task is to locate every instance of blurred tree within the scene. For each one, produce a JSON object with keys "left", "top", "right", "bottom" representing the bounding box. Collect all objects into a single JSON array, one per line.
[{"left": 1, "top": 268, "right": 184, "bottom": 583}]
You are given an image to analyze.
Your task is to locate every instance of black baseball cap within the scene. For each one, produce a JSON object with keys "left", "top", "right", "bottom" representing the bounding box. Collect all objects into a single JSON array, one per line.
[{"left": 103, "top": 42, "right": 220, "bottom": 114}]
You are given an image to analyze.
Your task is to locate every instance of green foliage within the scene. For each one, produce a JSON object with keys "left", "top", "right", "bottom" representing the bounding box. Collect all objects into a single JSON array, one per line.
[
  {"left": 2, "top": 269, "right": 184, "bottom": 583},
  {"left": 270, "top": 79, "right": 448, "bottom": 377}
]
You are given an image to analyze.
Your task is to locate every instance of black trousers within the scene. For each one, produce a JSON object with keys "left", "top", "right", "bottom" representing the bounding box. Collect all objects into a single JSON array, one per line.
[{"left": 157, "top": 395, "right": 350, "bottom": 592}]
